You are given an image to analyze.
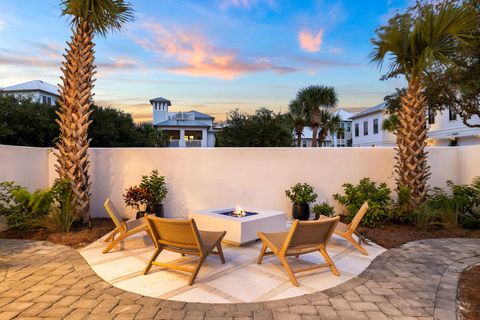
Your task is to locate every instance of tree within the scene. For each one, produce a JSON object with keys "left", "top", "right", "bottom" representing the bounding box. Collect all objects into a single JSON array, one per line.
[
  {"left": 56, "top": 0, "right": 134, "bottom": 223},
  {"left": 288, "top": 99, "right": 305, "bottom": 147},
  {"left": 0, "top": 96, "right": 58, "bottom": 147},
  {"left": 216, "top": 108, "right": 293, "bottom": 147},
  {"left": 370, "top": 2, "right": 478, "bottom": 206},
  {"left": 317, "top": 110, "right": 342, "bottom": 147},
  {"left": 296, "top": 85, "right": 337, "bottom": 147}
]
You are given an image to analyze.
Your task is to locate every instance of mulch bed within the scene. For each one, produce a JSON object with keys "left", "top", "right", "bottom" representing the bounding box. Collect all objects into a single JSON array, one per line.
[
  {"left": 358, "top": 223, "right": 480, "bottom": 249},
  {"left": 458, "top": 264, "right": 480, "bottom": 320},
  {"left": 0, "top": 218, "right": 114, "bottom": 249}
]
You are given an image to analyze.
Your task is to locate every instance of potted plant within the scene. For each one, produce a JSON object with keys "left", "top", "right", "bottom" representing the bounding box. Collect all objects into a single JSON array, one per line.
[
  {"left": 312, "top": 201, "right": 335, "bottom": 220},
  {"left": 285, "top": 183, "right": 317, "bottom": 220},
  {"left": 123, "top": 186, "right": 150, "bottom": 219},
  {"left": 140, "top": 170, "right": 168, "bottom": 217}
]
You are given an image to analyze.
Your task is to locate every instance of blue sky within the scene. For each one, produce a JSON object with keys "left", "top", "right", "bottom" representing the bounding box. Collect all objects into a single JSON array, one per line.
[{"left": 0, "top": 0, "right": 410, "bottom": 122}]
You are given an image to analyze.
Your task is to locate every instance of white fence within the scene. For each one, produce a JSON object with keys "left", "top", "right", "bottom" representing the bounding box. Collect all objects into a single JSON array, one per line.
[{"left": 1, "top": 144, "right": 479, "bottom": 219}]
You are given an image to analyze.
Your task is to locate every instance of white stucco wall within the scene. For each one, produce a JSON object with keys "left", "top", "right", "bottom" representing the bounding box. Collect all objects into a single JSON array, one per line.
[
  {"left": 1, "top": 144, "right": 478, "bottom": 220},
  {"left": 0, "top": 145, "right": 49, "bottom": 191}
]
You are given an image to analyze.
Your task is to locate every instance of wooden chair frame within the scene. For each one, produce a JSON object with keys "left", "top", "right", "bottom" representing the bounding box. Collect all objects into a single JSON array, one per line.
[
  {"left": 144, "top": 216, "right": 226, "bottom": 285},
  {"left": 257, "top": 216, "right": 340, "bottom": 286},
  {"left": 103, "top": 199, "right": 151, "bottom": 254},
  {"left": 321, "top": 202, "right": 370, "bottom": 255}
]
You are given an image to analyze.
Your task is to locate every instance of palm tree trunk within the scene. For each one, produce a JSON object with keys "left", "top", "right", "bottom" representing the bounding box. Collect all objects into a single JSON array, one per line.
[
  {"left": 395, "top": 78, "right": 430, "bottom": 206},
  {"left": 311, "top": 126, "right": 318, "bottom": 147},
  {"left": 55, "top": 18, "right": 95, "bottom": 223},
  {"left": 296, "top": 132, "right": 302, "bottom": 147},
  {"left": 318, "top": 129, "right": 326, "bottom": 147}
]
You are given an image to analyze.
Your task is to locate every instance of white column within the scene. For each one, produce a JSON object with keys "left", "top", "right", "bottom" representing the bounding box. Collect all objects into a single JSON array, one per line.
[
  {"left": 201, "top": 129, "right": 207, "bottom": 147},
  {"left": 179, "top": 129, "right": 186, "bottom": 148}
]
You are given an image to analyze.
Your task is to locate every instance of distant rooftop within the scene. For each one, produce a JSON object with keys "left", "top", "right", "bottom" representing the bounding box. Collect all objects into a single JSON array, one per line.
[
  {"left": 154, "top": 119, "right": 213, "bottom": 128},
  {"left": 187, "top": 110, "right": 214, "bottom": 120},
  {"left": 1, "top": 80, "right": 59, "bottom": 96},
  {"left": 149, "top": 97, "right": 171, "bottom": 105},
  {"left": 349, "top": 103, "right": 386, "bottom": 120}
]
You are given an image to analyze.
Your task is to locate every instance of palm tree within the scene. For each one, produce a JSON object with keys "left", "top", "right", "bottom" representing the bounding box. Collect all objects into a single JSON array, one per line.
[
  {"left": 56, "top": 0, "right": 134, "bottom": 223},
  {"left": 288, "top": 99, "right": 305, "bottom": 147},
  {"left": 317, "top": 110, "right": 341, "bottom": 147},
  {"left": 296, "top": 85, "right": 337, "bottom": 147},
  {"left": 370, "top": 3, "right": 477, "bottom": 206}
]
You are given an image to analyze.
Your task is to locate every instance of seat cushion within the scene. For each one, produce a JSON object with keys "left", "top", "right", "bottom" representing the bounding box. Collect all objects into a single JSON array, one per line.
[{"left": 259, "top": 232, "right": 288, "bottom": 252}]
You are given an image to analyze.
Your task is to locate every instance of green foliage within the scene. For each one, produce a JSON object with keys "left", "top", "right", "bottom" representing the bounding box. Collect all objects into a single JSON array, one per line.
[
  {"left": 285, "top": 183, "right": 317, "bottom": 205},
  {"left": 139, "top": 170, "right": 168, "bottom": 208},
  {"left": 61, "top": 0, "right": 134, "bottom": 36},
  {"left": 0, "top": 182, "right": 54, "bottom": 230},
  {"left": 0, "top": 97, "right": 167, "bottom": 148},
  {"left": 38, "top": 180, "right": 76, "bottom": 232},
  {"left": 414, "top": 178, "right": 480, "bottom": 230},
  {"left": 0, "top": 96, "right": 58, "bottom": 147},
  {"left": 334, "top": 178, "right": 391, "bottom": 228},
  {"left": 312, "top": 202, "right": 335, "bottom": 220},
  {"left": 370, "top": 2, "right": 478, "bottom": 81},
  {"left": 216, "top": 108, "right": 294, "bottom": 147}
]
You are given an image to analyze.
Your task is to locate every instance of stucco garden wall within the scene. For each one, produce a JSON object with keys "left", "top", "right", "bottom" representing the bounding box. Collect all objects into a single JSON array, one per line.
[{"left": 0, "top": 144, "right": 478, "bottom": 219}]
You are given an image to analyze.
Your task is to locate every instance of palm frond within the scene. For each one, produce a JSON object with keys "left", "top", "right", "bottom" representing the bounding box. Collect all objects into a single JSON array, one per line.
[{"left": 61, "top": 0, "right": 134, "bottom": 36}]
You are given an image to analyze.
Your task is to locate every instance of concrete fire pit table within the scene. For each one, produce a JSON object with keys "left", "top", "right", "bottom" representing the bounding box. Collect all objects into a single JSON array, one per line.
[{"left": 189, "top": 206, "right": 287, "bottom": 246}]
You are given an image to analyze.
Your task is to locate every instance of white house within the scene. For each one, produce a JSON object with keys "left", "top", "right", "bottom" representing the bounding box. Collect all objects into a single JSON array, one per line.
[
  {"left": 299, "top": 109, "right": 354, "bottom": 147},
  {"left": 427, "top": 108, "right": 480, "bottom": 146},
  {"left": 350, "top": 103, "right": 396, "bottom": 147},
  {"left": 151, "top": 97, "right": 216, "bottom": 148},
  {"left": 351, "top": 102, "right": 480, "bottom": 147},
  {"left": 0, "top": 80, "right": 59, "bottom": 106}
]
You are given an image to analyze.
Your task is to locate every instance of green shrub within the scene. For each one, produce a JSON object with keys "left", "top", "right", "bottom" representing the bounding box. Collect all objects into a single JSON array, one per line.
[
  {"left": 413, "top": 178, "right": 480, "bottom": 230},
  {"left": 312, "top": 202, "right": 335, "bottom": 220},
  {"left": 285, "top": 183, "right": 317, "bottom": 205},
  {"left": 139, "top": 170, "right": 168, "bottom": 210},
  {"left": 0, "top": 182, "right": 53, "bottom": 230},
  {"left": 388, "top": 186, "right": 414, "bottom": 224},
  {"left": 37, "top": 180, "right": 76, "bottom": 232},
  {"left": 333, "top": 178, "right": 391, "bottom": 228}
]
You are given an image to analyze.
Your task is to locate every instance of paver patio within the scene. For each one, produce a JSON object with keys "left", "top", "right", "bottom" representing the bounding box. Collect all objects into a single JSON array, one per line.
[{"left": 0, "top": 238, "right": 479, "bottom": 319}]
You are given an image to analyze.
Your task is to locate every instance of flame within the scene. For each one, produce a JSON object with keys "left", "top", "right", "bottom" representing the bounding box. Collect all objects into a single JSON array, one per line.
[{"left": 233, "top": 206, "right": 246, "bottom": 217}]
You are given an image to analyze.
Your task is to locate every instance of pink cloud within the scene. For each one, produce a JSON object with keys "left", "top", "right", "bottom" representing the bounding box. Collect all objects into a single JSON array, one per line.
[
  {"left": 134, "top": 22, "right": 295, "bottom": 79},
  {"left": 298, "top": 28, "right": 324, "bottom": 52}
]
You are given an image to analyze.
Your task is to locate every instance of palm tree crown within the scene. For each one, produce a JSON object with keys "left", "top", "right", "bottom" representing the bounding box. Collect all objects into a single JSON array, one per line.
[
  {"left": 370, "top": 3, "right": 477, "bottom": 81},
  {"left": 296, "top": 85, "right": 337, "bottom": 147},
  {"left": 61, "top": 0, "right": 134, "bottom": 35}
]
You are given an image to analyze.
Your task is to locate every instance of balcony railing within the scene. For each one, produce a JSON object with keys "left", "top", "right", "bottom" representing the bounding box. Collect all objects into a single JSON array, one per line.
[
  {"left": 169, "top": 140, "right": 180, "bottom": 147},
  {"left": 186, "top": 140, "right": 202, "bottom": 148}
]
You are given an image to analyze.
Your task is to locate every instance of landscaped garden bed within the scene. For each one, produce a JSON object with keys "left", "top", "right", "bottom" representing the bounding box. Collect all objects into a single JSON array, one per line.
[
  {"left": 0, "top": 218, "right": 114, "bottom": 248},
  {"left": 458, "top": 264, "right": 480, "bottom": 320}
]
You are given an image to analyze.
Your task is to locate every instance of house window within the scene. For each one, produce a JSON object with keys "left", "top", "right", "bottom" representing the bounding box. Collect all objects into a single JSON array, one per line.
[
  {"left": 363, "top": 121, "right": 368, "bottom": 135},
  {"left": 346, "top": 122, "right": 351, "bottom": 132},
  {"left": 428, "top": 109, "right": 435, "bottom": 124},
  {"left": 449, "top": 107, "right": 457, "bottom": 121},
  {"left": 373, "top": 119, "right": 379, "bottom": 134},
  {"left": 42, "top": 96, "right": 47, "bottom": 104},
  {"left": 47, "top": 97, "right": 52, "bottom": 105},
  {"left": 355, "top": 123, "right": 359, "bottom": 137}
]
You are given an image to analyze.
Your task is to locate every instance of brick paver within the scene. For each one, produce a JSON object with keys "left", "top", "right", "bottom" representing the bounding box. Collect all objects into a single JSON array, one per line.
[{"left": 0, "top": 238, "right": 479, "bottom": 319}]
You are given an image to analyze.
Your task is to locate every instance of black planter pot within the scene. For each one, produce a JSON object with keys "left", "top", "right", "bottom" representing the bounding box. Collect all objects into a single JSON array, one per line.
[
  {"left": 136, "top": 211, "right": 148, "bottom": 219},
  {"left": 153, "top": 203, "right": 164, "bottom": 218},
  {"left": 292, "top": 203, "right": 310, "bottom": 220}
]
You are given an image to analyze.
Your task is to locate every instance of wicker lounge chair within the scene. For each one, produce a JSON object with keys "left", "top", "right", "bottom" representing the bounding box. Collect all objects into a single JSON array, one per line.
[
  {"left": 319, "top": 201, "right": 369, "bottom": 255},
  {"left": 256, "top": 216, "right": 340, "bottom": 286},
  {"left": 103, "top": 199, "right": 151, "bottom": 254},
  {"left": 144, "top": 216, "right": 226, "bottom": 285}
]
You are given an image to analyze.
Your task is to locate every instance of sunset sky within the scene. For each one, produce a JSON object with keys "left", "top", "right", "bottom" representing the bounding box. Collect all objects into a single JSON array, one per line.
[{"left": 0, "top": 0, "right": 409, "bottom": 122}]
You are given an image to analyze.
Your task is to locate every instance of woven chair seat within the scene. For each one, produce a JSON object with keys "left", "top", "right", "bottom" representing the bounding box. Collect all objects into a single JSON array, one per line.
[
  {"left": 199, "top": 230, "right": 227, "bottom": 250},
  {"left": 319, "top": 215, "right": 349, "bottom": 233},
  {"left": 259, "top": 232, "right": 289, "bottom": 252}
]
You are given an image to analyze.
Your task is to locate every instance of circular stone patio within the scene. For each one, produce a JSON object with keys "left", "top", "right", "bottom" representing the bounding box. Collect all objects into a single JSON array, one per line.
[
  {"left": 78, "top": 233, "right": 386, "bottom": 303},
  {"left": 0, "top": 238, "right": 479, "bottom": 320}
]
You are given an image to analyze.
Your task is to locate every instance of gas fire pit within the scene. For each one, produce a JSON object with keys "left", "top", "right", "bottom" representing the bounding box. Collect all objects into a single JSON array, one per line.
[{"left": 189, "top": 206, "right": 287, "bottom": 246}]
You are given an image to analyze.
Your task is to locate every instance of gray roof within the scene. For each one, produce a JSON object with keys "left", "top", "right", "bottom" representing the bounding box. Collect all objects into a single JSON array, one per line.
[
  {"left": 154, "top": 119, "right": 212, "bottom": 128},
  {"left": 349, "top": 102, "right": 386, "bottom": 119},
  {"left": 188, "top": 110, "right": 214, "bottom": 120},
  {"left": 149, "top": 97, "right": 171, "bottom": 105},
  {"left": 1, "top": 80, "right": 59, "bottom": 96}
]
